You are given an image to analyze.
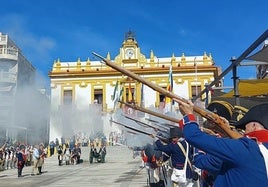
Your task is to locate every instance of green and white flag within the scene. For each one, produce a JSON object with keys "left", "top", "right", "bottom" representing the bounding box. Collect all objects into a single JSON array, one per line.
[
  {"left": 112, "top": 81, "right": 123, "bottom": 111},
  {"left": 112, "top": 81, "right": 119, "bottom": 101}
]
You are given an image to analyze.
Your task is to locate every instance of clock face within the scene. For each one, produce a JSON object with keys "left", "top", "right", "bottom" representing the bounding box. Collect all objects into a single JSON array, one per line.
[{"left": 126, "top": 48, "right": 134, "bottom": 58}]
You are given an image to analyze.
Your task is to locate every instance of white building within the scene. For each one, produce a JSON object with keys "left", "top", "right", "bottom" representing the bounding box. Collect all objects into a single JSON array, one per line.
[
  {"left": 0, "top": 32, "right": 50, "bottom": 145},
  {"left": 49, "top": 31, "right": 221, "bottom": 144}
]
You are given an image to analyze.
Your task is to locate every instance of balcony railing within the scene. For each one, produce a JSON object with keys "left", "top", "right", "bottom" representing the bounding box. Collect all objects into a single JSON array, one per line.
[
  {"left": 0, "top": 35, "right": 7, "bottom": 44},
  {"left": 0, "top": 47, "right": 18, "bottom": 60},
  {"left": 0, "top": 72, "right": 17, "bottom": 83}
]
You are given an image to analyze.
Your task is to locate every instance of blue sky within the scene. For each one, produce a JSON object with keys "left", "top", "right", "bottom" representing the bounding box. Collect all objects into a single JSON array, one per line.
[{"left": 1, "top": 0, "right": 268, "bottom": 90}]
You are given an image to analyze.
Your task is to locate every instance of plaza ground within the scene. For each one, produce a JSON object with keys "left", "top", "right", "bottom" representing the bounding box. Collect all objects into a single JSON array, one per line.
[{"left": 0, "top": 145, "right": 148, "bottom": 187}]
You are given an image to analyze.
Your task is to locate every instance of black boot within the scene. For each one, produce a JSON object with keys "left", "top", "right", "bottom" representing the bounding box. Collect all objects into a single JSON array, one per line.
[
  {"left": 38, "top": 167, "right": 42, "bottom": 174},
  {"left": 18, "top": 170, "right": 23, "bottom": 177}
]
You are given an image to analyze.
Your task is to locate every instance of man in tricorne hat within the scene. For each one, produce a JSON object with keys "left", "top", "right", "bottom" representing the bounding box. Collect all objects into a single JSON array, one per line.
[
  {"left": 153, "top": 126, "right": 195, "bottom": 187},
  {"left": 177, "top": 101, "right": 268, "bottom": 187},
  {"left": 17, "top": 144, "right": 26, "bottom": 177}
]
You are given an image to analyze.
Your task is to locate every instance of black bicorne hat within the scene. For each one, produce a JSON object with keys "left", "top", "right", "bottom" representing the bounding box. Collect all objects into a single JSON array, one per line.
[
  {"left": 169, "top": 126, "right": 183, "bottom": 139},
  {"left": 207, "top": 101, "right": 233, "bottom": 121},
  {"left": 235, "top": 103, "right": 268, "bottom": 130}
]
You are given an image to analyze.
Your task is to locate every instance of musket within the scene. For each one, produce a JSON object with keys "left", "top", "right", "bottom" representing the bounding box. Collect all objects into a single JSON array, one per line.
[
  {"left": 145, "top": 118, "right": 177, "bottom": 129},
  {"left": 93, "top": 52, "right": 243, "bottom": 139},
  {"left": 123, "top": 114, "right": 169, "bottom": 133},
  {"left": 123, "top": 101, "right": 220, "bottom": 137},
  {"left": 126, "top": 130, "right": 138, "bottom": 135},
  {"left": 145, "top": 118, "right": 160, "bottom": 124},
  {"left": 145, "top": 118, "right": 175, "bottom": 129},
  {"left": 120, "top": 100, "right": 179, "bottom": 125},
  {"left": 110, "top": 119, "right": 152, "bottom": 136},
  {"left": 122, "top": 100, "right": 227, "bottom": 137},
  {"left": 110, "top": 119, "right": 168, "bottom": 142}
]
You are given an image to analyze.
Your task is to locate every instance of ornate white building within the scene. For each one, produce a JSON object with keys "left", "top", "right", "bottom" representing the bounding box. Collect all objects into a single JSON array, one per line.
[{"left": 49, "top": 31, "right": 221, "bottom": 143}]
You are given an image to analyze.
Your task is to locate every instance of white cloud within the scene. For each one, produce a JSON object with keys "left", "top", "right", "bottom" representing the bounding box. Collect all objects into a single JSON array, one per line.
[{"left": 1, "top": 13, "right": 56, "bottom": 66}]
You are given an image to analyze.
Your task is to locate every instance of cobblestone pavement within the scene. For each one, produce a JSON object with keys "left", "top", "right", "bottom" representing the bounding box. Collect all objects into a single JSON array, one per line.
[{"left": 0, "top": 145, "right": 148, "bottom": 187}]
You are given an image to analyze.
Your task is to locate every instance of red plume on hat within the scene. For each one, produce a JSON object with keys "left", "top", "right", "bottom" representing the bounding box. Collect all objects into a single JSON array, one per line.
[{"left": 235, "top": 103, "right": 268, "bottom": 130}]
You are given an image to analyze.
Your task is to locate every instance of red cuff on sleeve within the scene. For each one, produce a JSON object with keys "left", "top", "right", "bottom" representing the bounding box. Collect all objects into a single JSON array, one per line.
[{"left": 178, "top": 114, "right": 196, "bottom": 127}]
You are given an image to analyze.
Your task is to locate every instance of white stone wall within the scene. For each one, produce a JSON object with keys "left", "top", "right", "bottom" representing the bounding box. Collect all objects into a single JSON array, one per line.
[
  {"left": 50, "top": 84, "right": 62, "bottom": 141},
  {"left": 75, "top": 84, "right": 91, "bottom": 109},
  {"left": 143, "top": 85, "right": 156, "bottom": 108},
  {"left": 174, "top": 81, "right": 189, "bottom": 100},
  {"left": 106, "top": 83, "right": 116, "bottom": 109}
]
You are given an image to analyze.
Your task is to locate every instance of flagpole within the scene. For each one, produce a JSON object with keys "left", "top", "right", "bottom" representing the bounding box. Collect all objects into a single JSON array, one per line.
[{"left": 170, "top": 63, "right": 173, "bottom": 112}]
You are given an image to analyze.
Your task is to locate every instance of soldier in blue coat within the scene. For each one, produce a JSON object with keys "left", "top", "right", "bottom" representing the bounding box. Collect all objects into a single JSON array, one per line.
[
  {"left": 154, "top": 126, "right": 194, "bottom": 187},
  {"left": 178, "top": 102, "right": 268, "bottom": 187}
]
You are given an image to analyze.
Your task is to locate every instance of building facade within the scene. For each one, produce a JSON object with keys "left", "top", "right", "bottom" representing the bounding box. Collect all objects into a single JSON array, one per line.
[
  {"left": 0, "top": 32, "right": 50, "bottom": 145},
  {"left": 49, "top": 31, "right": 221, "bottom": 143}
]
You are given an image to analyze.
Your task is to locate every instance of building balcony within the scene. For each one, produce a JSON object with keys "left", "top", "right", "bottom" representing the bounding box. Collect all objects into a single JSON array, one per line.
[
  {"left": 0, "top": 72, "right": 17, "bottom": 83},
  {"left": 0, "top": 47, "right": 18, "bottom": 61},
  {"left": 0, "top": 34, "right": 7, "bottom": 44}
]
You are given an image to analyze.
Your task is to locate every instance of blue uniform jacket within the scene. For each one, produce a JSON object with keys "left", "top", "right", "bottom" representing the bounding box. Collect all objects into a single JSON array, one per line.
[
  {"left": 155, "top": 139, "right": 192, "bottom": 178},
  {"left": 194, "top": 151, "right": 222, "bottom": 176},
  {"left": 182, "top": 114, "right": 268, "bottom": 187}
]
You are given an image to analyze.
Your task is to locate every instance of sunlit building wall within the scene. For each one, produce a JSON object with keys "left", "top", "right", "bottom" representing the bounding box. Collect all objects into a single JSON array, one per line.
[{"left": 49, "top": 31, "right": 221, "bottom": 143}]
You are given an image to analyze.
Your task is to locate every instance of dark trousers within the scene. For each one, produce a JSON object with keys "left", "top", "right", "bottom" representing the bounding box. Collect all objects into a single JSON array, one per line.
[
  {"left": 17, "top": 162, "right": 24, "bottom": 177},
  {"left": 50, "top": 148, "right": 54, "bottom": 155},
  {"left": 18, "top": 168, "right": 23, "bottom": 177}
]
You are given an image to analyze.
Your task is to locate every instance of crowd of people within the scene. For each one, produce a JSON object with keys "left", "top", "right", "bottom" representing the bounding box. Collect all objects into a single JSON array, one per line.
[
  {"left": 132, "top": 102, "right": 268, "bottom": 187},
  {"left": 56, "top": 143, "right": 82, "bottom": 166},
  {"left": 89, "top": 143, "right": 107, "bottom": 163},
  {"left": 1, "top": 102, "right": 267, "bottom": 186},
  {"left": 0, "top": 139, "right": 100, "bottom": 177},
  {"left": 0, "top": 142, "right": 47, "bottom": 177}
]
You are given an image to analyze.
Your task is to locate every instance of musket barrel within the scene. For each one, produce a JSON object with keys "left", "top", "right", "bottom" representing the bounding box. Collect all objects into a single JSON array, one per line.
[
  {"left": 120, "top": 100, "right": 179, "bottom": 124},
  {"left": 123, "top": 114, "right": 169, "bottom": 132},
  {"left": 110, "top": 120, "right": 167, "bottom": 141},
  {"left": 93, "top": 52, "right": 243, "bottom": 139},
  {"left": 122, "top": 100, "right": 230, "bottom": 137},
  {"left": 110, "top": 119, "right": 151, "bottom": 135}
]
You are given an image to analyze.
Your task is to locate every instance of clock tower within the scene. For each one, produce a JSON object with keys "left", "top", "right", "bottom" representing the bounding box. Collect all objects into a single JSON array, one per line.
[
  {"left": 114, "top": 30, "right": 146, "bottom": 67},
  {"left": 122, "top": 31, "right": 138, "bottom": 61}
]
